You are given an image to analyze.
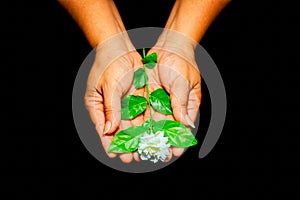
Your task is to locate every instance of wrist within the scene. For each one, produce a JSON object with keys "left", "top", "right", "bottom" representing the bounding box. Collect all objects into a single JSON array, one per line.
[
  {"left": 153, "top": 29, "right": 197, "bottom": 63},
  {"left": 96, "top": 31, "right": 135, "bottom": 53},
  {"left": 94, "top": 31, "right": 136, "bottom": 69}
]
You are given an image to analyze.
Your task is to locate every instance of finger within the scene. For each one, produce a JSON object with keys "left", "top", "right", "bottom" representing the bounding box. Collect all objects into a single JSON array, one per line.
[
  {"left": 85, "top": 92, "right": 117, "bottom": 158},
  {"left": 187, "top": 86, "right": 202, "bottom": 122},
  {"left": 118, "top": 121, "right": 138, "bottom": 163},
  {"left": 119, "top": 153, "right": 133, "bottom": 163},
  {"left": 172, "top": 147, "right": 185, "bottom": 157},
  {"left": 164, "top": 148, "right": 173, "bottom": 162},
  {"left": 99, "top": 134, "right": 117, "bottom": 158},
  {"left": 169, "top": 76, "right": 195, "bottom": 128},
  {"left": 117, "top": 121, "right": 134, "bottom": 163},
  {"left": 102, "top": 85, "right": 122, "bottom": 135},
  {"left": 84, "top": 92, "right": 105, "bottom": 135},
  {"left": 133, "top": 151, "right": 140, "bottom": 162}
]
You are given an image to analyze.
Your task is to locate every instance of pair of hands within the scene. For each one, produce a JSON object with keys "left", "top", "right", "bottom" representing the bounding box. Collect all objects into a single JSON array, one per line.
[{"left": 84, "top": 33, "right": 201, "bottom": 163}]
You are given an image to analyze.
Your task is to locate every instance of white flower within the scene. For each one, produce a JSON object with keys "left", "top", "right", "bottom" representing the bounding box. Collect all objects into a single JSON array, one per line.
[{"left": 138, "top": 131, "right": 171, "bottom": 163}]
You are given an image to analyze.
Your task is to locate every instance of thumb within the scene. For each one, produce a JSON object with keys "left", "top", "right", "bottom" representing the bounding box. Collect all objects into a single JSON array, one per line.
[
  {"left": 169, "top": 77, "right": 195, "bottom": 128},
  {"left": 103, "top": 87, "right": 122, "bottom": 135},
  {"left": 84, "top": 89, "right": 105, "bottom": 135}
]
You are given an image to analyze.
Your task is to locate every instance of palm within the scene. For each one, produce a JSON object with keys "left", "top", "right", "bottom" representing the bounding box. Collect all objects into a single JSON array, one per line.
[
  {"left": 144, "top": 49, "right": 202, "bottom": 159},
  {"left": 157, "top": 50, "right": 201, "bottom": 124},
  {"left": 85, "top": 50, "right": 144, "bottom": 163}
]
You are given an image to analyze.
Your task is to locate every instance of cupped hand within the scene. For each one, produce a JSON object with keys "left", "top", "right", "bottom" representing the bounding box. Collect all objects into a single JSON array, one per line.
[
  {"left": 84, "top": 35, "right": 144, "bottom": 163},
  {"left": 145, "top": 43, "right": 201, "bottom": 161}
]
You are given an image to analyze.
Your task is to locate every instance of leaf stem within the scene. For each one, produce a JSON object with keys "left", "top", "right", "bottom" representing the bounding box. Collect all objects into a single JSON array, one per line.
[
  {"left": 142, "top": 48, "right": 153, "bottom": 133},
  {"left": 142, "top": 48, "right": 146, "bottom": 58}
]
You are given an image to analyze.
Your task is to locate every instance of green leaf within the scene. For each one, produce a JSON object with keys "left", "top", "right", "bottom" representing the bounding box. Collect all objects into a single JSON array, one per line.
[
  {"left": 142, "top": 52, "right": 157, "bottom": 69},
  {"left": 144, "top": 62, "right": 156, "bottom": 69},
  {"left": 108, "top": 126, "right": 147, "bottom": 153},
  {"left": 142, "top": 119, "right": 156, "bottom": 129},
  {"left": 149, "top": 88, "right": 172, "bottom": 115},
  {"left": 155, "top": 120, "right": 198, "bottom": 148},
  {"left": 121, "top": 95, "right": 147, "bottom": 120},
  {"left": 141, "top": 119, "right": 158, "bottom": 134},
  {"left": 133, "top": 68, "right": 148, "bottom": 89}
]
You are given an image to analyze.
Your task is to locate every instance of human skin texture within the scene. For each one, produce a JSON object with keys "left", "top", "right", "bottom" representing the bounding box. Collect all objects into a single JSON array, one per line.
[
  {"left": 59, "top": 0, "right": 143, "bottom": 163},
  {"left": 59, "top": 0, "right": 230, "bottom": 163},
  {"left": 148, "top": 0, "right": 231, "bottom": 159}
]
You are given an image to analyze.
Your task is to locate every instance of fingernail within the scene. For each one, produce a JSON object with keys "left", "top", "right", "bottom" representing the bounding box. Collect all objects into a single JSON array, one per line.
[
  {"left": 185, "top": 114, "right": 195, "bottom": 128},
  {"left": 103, "top": 121, "right": 111, "bottom": 135},
  {"left": 107, "top": 152, "right": 117, "bottom": 158}
]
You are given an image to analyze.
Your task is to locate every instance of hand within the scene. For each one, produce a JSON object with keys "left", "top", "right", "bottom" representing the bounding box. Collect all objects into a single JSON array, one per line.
[
  {"left": 152, "top": 49, "right": 201, "bottom": 124},
  {"left": 84, "top": 35, "right": 143, "bottom": 163},
  {"left": 145, "top": 31, "right": 202, "bottom": 160}
]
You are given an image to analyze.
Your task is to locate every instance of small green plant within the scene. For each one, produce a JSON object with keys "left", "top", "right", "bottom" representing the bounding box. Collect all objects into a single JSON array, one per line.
[{"left": 108, "top": 48, "right": 197, "bottom": 162}]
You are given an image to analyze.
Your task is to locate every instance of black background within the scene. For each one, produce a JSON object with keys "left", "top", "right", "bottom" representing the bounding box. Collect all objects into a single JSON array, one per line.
[{"left": 2, "top": 0, "right": 299, "bottom": 198}]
